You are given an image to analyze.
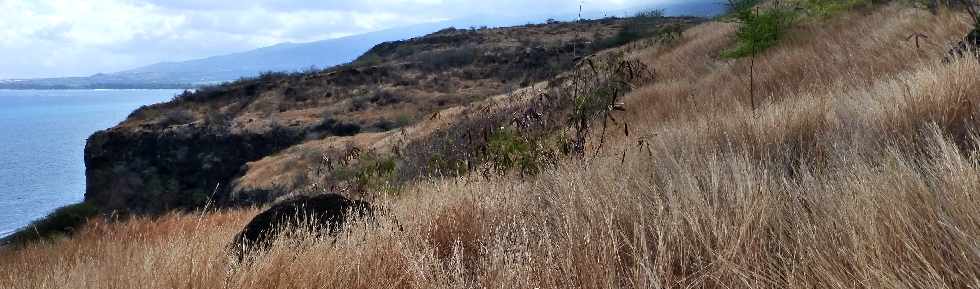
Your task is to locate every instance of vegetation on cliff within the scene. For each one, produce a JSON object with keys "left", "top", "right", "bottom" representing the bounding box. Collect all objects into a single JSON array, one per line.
[{"left": 83, "top": 14, "right": 701, "bottom": 214}]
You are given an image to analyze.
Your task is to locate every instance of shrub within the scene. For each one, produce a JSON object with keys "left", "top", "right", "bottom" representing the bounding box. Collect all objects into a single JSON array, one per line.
[
  {"left": 353, "top": 53, "right": 383, "bottom": 67},
  {"left": 369, "top": 90, "right": 403, "bottom": 106},
  {"left": 485, "top": 128, "right": 535, "bottom": 175},
  {"left": 205, "top": 110, "right": 229, "bottom": 128},
  {"left": 722, "top": 1, "right": 797, "bottom": 59},
  {"left": 370, "top": 115, "right": 413, "bottom": 132},
  {"left": 159, "top": 108, "right": 196, "bottom": 127},
  {"left": 258, "top": 71, "right": 290, "bottom": 81},
  {"left": 350, "top": 94, "right": 370, "bottom": 112},
  {"left": 485, "top": 128, "right": 561, "bottom": 176},
  {"left": 721, "top": 0, "right": 797, "bottom": 112},
  {"left": 333, "top": 153, "right": 398, "bottom": 193},
  {"left": 571, "top": 81, "right": 628, "bottom": 128},
  {"left": 412, "top": 47, "right": 481, "bottom": 71},
  {"left": 595, "top": 9, "right": 677, "bottom": 49},
  {"left": 317, "top": 117, "right": 362, "bottom": 137},
  {"left": 425, "top": 153, "right": 470, "bottom": 177}
]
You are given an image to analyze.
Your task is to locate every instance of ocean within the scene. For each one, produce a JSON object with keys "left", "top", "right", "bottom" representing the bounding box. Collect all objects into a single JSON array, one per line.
[{"left": 0, "top": 89, "right": 181, "bottom": 237}]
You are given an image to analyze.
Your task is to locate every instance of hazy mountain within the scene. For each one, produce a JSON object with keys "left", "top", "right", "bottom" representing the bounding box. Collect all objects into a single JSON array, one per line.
[
  {"left": 0, "top": 1, "right": 724, "bottom": 90},
  {"left": 0, "top": 24, "right": 455, "bottom": 89}
]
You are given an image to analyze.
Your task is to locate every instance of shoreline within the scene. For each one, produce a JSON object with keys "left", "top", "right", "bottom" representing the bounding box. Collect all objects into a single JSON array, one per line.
[{"left": 0, "top": 89, "right": 180, "bottom": 246}]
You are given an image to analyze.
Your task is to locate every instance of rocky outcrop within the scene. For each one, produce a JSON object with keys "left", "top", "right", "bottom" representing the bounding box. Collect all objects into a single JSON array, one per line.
[
  {"left": 228, "top": 194, "right": 374, "bottom": 259},
  {"left": 84, "top": 125, "right": 304, "bottom": 214}
]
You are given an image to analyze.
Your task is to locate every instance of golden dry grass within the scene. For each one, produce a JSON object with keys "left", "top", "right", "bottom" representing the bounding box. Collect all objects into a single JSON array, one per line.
[{"left": 3, "top": 4, "right": 980, "bottom": 289}]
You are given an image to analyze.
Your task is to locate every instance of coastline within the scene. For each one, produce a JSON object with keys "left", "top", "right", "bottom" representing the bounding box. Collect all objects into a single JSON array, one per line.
[{"left": 0, "top": 89, "right": 181, "bottom": 246}]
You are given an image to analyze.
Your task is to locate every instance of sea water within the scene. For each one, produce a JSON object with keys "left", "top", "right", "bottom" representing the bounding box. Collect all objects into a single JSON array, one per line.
[{"left": 0, "top": 89, "right": 180, "bottom": 237}]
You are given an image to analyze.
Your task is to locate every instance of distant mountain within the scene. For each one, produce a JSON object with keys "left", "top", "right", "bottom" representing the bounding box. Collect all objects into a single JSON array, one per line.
[
  {"left": 0, "top": 24, "right": 455, "bottom": 89},
  {"left": 0, "top": 1, "right": 724, "bottom": 90}
]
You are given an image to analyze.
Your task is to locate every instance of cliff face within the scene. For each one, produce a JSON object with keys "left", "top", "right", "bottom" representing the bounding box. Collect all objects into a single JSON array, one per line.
[
  {"left": 84, "top": 16, "right": 700, "bottom": 214},
  {"left": 85, "top": 125, "right": 305, "bottom": 213}
]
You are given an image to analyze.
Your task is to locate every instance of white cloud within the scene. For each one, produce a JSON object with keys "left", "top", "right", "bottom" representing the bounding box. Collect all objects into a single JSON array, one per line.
[{"left": 0, "top": 0, "right": 677, "bottom": 78}]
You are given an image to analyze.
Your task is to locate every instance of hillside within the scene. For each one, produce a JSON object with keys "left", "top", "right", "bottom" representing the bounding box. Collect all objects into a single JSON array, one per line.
[
  {"left": 83, "top": 15, "right": 702, "bottom": 213},
  {"left": 2, "top": 1, "right": 980, "bottom": 288}
]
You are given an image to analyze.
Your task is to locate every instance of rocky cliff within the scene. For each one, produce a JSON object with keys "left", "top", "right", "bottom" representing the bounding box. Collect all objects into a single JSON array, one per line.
[{"left": 84, "top": 16, "right": 700, "bottom": 214}]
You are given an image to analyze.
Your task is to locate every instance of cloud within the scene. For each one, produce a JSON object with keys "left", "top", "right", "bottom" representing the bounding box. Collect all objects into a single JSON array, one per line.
[{"left": 0, "top": 0, "right": 675, "bottom": 78}]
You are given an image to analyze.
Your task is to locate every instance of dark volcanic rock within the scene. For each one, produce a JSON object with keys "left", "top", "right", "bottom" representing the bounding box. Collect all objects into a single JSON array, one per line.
[
  {"left": 84, "top": 126, "right": 305, "bottom": 214},
  {"left": 229, "top": 194, "right": 374, "bottom": 259}
]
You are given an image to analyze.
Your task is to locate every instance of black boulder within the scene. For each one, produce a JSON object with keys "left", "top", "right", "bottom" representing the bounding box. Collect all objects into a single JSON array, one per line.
[{"left": 229, "top": 193, "right": 373, "bottom": 259}]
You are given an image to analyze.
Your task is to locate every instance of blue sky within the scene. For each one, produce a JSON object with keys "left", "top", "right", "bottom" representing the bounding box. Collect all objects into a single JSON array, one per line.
[{"left": 0, "top": 0, "right": 685, "bottom": 79}]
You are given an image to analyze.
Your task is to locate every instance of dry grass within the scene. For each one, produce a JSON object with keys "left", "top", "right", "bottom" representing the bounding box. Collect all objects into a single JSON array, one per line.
[{"left": 3, "top": 4, "right": 980, "bottom": 289}]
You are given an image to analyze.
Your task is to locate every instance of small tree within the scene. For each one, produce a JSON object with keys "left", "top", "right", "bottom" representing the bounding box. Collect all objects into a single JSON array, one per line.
[{"left": 723, "top": 0, "right": 796, "bottom": 112}]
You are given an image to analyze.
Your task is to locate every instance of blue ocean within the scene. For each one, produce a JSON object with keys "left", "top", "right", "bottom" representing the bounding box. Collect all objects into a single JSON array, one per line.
[{"left": 0, "top": 89, "right": 180, "bottom": 237}]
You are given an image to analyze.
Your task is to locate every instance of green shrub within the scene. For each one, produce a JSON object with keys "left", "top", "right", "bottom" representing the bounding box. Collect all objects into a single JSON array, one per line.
[
  {"left": 596, "top": 9, "right": 674, "bottom": 49},
  {"left": 3, "top": 202, "right": 100, "bottom": 245},
  {"left": 334, "top": 153, "right": 398, "bottom": 193},
  {"left": 722, "top": 1, "right": 797, "bottom": 59},
  {"left": 571, "top": 82, "right": 627, "bottom": 126},
  {"left": 485, "top": 128, "right": 551, "bottom": 176}
]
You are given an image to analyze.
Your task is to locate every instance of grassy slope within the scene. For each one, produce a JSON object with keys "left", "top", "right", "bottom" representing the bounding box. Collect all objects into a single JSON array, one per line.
[{"left": 3, "top": 4, "right": 980, "bottom": 288}]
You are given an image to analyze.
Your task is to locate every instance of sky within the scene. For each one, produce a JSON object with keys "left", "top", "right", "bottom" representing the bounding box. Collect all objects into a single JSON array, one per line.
[{"left": 0, "top": 0, "right": 682, "bottom": 79}]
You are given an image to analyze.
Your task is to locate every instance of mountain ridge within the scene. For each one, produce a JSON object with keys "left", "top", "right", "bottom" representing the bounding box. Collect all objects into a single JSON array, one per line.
[{"left": 0, "top": 2, "right": 724, "bottom": 90}]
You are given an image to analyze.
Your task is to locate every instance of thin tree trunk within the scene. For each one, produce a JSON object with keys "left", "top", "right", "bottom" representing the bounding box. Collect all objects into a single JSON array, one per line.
[{"left": 750, "top": 51, "right": 756, "bottom": 112}]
